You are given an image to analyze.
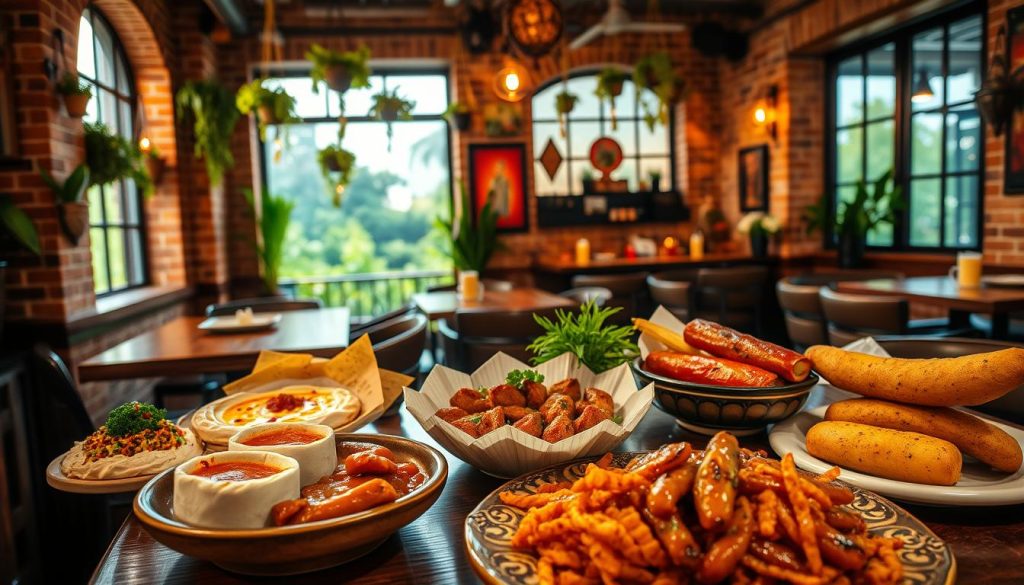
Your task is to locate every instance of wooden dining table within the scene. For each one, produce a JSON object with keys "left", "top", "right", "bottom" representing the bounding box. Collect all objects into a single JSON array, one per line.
[
  {"left": 411, "top": 287, "right": 576, "bottom": 321},
  {"left": 90, "top": 385, "right": 1024, "bottom": 584},
  {"left": 77, "top": 308, "right": 351, "bottom": 382},
  {"left": 837, "top": 276, "right": 1024, "bottom": 338}
]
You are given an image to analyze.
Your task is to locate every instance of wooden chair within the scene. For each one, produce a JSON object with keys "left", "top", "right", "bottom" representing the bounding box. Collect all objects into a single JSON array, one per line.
[
  {"left": 646, "top": 270, "right": 698, "bottom": 322},
  {"left": 0, "top": 356, "right": 39, "bottom": 585},
  {"left": 439, "top": 307, "right": 565, "bottom": 371},
  {"left": 353, "top": 312, "right": 429, "bottom": 415},
  {"left": 692, "top": 266, "right": 768, "bottom": 335},
  {"left": 819, "top": 287, "right": 963, "bottom": 346}
]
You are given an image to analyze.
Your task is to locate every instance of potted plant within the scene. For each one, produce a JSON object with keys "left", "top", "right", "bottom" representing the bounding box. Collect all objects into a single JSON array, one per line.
[
  {"left": 804, "top": 170, "right": 903, "bottom": 268},
  {"left": 443, "top": 102, "right": 472, "bottom": 132},
  {"left": 581, "top": 169, "right": 595, "bottom": 193},
  {"left": 176, "top": 79, "right": 240, "bottom": 186},
  {"left": 56, "top": 72, "right": 92, "bottom": 118},
  {"left": 316, "top": 144, "right": 356, "bottom": 207},
  {"left": 634, "top": 52, "right": 684, "bottom": 131},
  {"left": 83, "top": 122, "right": 153, "bottom": 196},
  {"left": 434, "top": 181, "right": 503, "bottom": 274},
  {"left": 737, "top": 211, "right": 780, "bottom": 259},
  {"left": 368, "top": 87, "right": 415, "bottom": 150},
  {"left": 594, "top": 67, "right": 630, "bottom": 130},
  {"left": 40, "top": 164, "right": 90, "bottom": 244},
  {"left": 306, "top": 44, "right": 372, "bottom": 119},
  {"left": 555, "top": 90, "right": 577, "bottom": 137},
  {"left": 235, "top": 79, "right": 300, "bottom": 141},
  {"left": 243, "top": 188, "right": 293, "bottom": 295},
  {"left": 648, "top": 169, "right": 662, "bottom": 192}
]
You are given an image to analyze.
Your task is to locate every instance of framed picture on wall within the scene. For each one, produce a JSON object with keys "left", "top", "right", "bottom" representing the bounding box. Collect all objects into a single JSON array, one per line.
[
  {"left": 1006, "top": 6, "right": 1024, "bottom": 194},
  {"left": 468, "top": 143, "right": 529, "bottom": 232},
  {"left": 739, "top": 145, "right": 770, "bottom": 211}
]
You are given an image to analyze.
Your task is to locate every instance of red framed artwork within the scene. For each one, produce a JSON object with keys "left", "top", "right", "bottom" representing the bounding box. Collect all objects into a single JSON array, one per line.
[
  {"left": 468, "top": 143, "right": 529, "bottom": 232},
  {"left": 1007, "top": 6, "right": 1024, "bottom": 193}
]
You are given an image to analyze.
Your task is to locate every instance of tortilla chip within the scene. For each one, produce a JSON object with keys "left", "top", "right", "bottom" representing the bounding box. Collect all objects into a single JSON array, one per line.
[{"left": 253, "top": 350, "right": 311, "bottom": 372}]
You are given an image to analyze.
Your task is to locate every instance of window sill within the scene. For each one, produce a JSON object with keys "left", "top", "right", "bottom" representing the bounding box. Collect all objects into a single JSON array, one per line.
[{"left": 66, "top": 285, "right": 193, "bottom": 335}]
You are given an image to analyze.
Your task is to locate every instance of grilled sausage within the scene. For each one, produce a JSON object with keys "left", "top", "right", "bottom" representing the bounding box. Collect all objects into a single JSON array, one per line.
[
  {"left": 697, "top": 496, "right": 753, "bottom": 583},
  {"left": 695, "top": 432, "right": 740, "bottom": 531},
  {"left": 684, "top": 319, "right": 811, "bottom": 382},
  {"left": 645, "top": 351, "right": 780, "bottom": 388}
]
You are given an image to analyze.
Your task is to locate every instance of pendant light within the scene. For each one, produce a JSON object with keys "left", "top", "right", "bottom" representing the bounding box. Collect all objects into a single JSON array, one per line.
[{"left": 911, "top": 69, "right": 934, "bottom": 103}]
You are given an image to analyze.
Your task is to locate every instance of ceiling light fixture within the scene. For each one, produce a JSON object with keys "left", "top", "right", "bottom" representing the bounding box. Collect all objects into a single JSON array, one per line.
[{"left": 911, "top": 69, "right": 935, "bottom": 103}]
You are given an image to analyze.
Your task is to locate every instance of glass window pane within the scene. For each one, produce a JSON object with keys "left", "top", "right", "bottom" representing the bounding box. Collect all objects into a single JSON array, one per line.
[
  {"left": 266, "top": 77, "right": 326, "bottom": 119},
  {"left": 534, "top": 161, "right": 568, "bottom": 196},
  {"left": 116, "top": 53, "right": 131, "bottom": 95},
  {"left": 127, "top": 228, "right": 145, "bottom": 284},
  {"left": 99, "top": 88, "right": 118, "bottom": 132},
  {"left": 865, "top": 119, "right": 894, "bottom": 181},
  {"left": 836, "top": 56, "right": 863, "bottom": 126},
  {"left": 614, "top": 159, "right": 638, "bottom": 192},
  {"left": 103, "top": 184, "right": 123, "bottom": 223},
  {"left": 93, "top": 18, "right": 116, "bottom": 87},
  {"left": 90, "top": 228, "right": 109, "bottom": 294},
  {"left": 81, "top": 81, "right": 99, "bottom": 123},
  {"left": 107, "top": 227, "right": 127, "bottom": 289},
  {"left": 945, "top": 175, "right": 978, "bottom": 248},
  {"left": 124, "top": 180, "right": 140, "bottom": 223},
  {"left": 570, "top": 121, "right": 601, "bottom": 159},
  {"left": 88, "top": 185, "right": 103, "bottom": 224},
  {"left": 639, "top": 118, "right": 669, "bottom": 155},
  {"left": 601, "top": 78, "right": 636, "bottom": 121},
  {"left": 947, "top": 15, "right": 983, "bottom": 104},
  {"left": 533, "top": 121, "right": 565, "bottom": 165},
  {"left": 909, "top": 178, "right": 941, "bottom": 247},
  {"left": 566, "top": 76, "right": 602, "bottom": 118},
  {"left": 911, "top": 27, "right": 944, "bottom": 111},
  {"left": 119, "top": 99, "right": 133, "bottom": 139},
  {"left": 945, "top": 105, "right": 981, "bottom": 172},
  {"left": 77, "top": 15, "right": 96, "bottom": 79},
  {"left": 392, "top": 75, "right": 447, "bottom": 116},
  {"left": 570, "top": 163, "right": 592, "bottom": 195},
  {"left": 835, "top": 127, "right": 863, "bottom": 183},
  {"left": 641, "top": 157, "right": 672, "bottom": 191},
  {"left": 532, "top": 84, "right": 559, "bottom": 121},
  {"left": 866, "top": 44, "right": 895, "bottom": 119},
  {"left": 606, "top": 120, "right": 637, "bottom": 157},
  {"left": 911, "top": 112, "right": 942, "bottom": 175}
]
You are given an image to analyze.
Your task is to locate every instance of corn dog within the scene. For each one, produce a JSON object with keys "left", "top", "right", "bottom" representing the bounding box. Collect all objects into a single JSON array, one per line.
[
  {"left": 805, "top": 345, "right": 1024, "bottom": 406},
  {"left": 806, "top": 421, "right": 962, "bottom": 486},
  {"left": 825, "top": 398, "right": 1022, "bottom": 473}
]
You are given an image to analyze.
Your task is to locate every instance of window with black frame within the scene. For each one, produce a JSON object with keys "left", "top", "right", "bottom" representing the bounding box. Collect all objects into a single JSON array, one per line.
[
  {"left": 531, "top": 73, "right": 674, "bottom": 196},
  {"left": 77, "top": 7, "right": 147, "bottom": 295},
  {"left": 828, "top": 9, "right": 984, "bottom": 251}
]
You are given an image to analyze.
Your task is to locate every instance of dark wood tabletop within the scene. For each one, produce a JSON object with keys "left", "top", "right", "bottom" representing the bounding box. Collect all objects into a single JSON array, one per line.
[
  {"left": 836, "top": 276, "right": 1024, "bottom": 313},
  {"left": 77, "top": 308, "right": 351, "bottom": 382},
  {"left": 411, "top": 288, "right": 575, "bottom": 321},
  {"left": 90, "top": 385, "right": 1024, "bottom": 585}
]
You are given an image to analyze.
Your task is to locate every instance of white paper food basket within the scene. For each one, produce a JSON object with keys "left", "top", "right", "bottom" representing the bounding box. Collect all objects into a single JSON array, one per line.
[{"left": 404, "top": 352, "right": 654, "bottom": 478}]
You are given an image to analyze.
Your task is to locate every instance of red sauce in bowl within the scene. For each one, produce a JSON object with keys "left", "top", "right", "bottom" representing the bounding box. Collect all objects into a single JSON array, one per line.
[
  {"left": 242, "top": 428, "right": 324, "bottom": 446},
  {"left": 191, "top": 460, "right": 280, "bottom": 481}
]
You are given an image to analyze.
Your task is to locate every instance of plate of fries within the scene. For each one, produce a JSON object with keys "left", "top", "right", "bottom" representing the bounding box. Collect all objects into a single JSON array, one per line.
[{"left": 465, "top": 433, "right": 955, "bottom": 585}]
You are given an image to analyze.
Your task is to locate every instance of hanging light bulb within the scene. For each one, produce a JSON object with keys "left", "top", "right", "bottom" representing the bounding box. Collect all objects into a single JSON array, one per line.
[
  {"left": 138, "top": 136, "right": 152, "bottom": 153},
  {"left": 494, "top": 61, "right": 529, "bottom": 102},
  {"left": 911, "top": 69, "right": 935, "bottom": 103}
]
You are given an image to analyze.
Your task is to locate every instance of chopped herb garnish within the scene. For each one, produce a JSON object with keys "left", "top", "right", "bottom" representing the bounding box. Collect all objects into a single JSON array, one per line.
[
  {"left": 506, "top": 369, "right": 545, "bottom": 389},
  {"left": 105, "top": 402, "right": 166, "bottom": 437},
  {"left": 611, "top": 414, "right": 624, "bottom": 425}
]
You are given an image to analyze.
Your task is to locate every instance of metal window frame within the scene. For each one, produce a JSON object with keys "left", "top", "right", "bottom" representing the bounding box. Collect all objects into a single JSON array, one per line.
[
  {"left": 530, "top": 69, "right": 677, "bottom": 197},
  {"left": 824, "top": 1, "right": 985, "bottom": 253},
  {"left": 80, "top": 6, "right": 149, "bottom": 296}
]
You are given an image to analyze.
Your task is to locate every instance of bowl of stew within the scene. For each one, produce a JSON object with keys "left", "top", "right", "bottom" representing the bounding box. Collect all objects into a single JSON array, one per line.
[{"left": 134, "top": 433, "right": 447, "bottom": 576}]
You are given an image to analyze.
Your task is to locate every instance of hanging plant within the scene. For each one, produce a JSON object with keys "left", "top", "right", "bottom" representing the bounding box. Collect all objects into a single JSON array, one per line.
[
  {"left": 316, "top": 144, "right": 356, "bottom": 207},
  {"left": 554, "top": 90, "right": 578, "bottom": 138},
  {"left": 83, "top": 122, "right": 153, "bottom": 196},
  {"left": 633, "top": 52, "right": 685, "bottom": 131},
  {"left": 40, "top": 164, "right": 91, "bottom": 244},
  {"left": 306, "top": 44, "right": 372, "bottom": 118},
  {"left": 368, "top": 87, "right": 415, "bottom": 151},
  {"left": 594, "top": 68, "right": 629, "bottom": 130},
  {"left": 235, "top": 79, "right": 300, "bottom": 142},
  {"left": 175, "top": 79, "right": 240, "bottom": 186},
  {"left": 56, "top": 73, "right": 92, "bottom": 118},
  {"left": 443, "top": 101, "right": 473, "bottom": 132}
]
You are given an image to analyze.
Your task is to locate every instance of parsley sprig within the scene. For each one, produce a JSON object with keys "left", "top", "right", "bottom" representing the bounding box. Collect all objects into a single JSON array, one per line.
[
  {"left": 527, "top": 300, "right": 638, "bottom": 373},
  {"left": 506, "top": 369, "right": 544, "bottom": 388},
  {"left": 105, "top": 402, "right": 167, "bottom": 437}
]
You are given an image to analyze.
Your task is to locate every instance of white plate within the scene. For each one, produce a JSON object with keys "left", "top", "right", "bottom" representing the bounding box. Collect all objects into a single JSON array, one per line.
[
  {"left": 769, "top": 405, "right": 1024, "bottom": 506},
  {"left": 198, "top": 313, "right": 282, "bottom": 333},
  {"left": 983, "top": 274, "right": 1024, "bottom": 288}
]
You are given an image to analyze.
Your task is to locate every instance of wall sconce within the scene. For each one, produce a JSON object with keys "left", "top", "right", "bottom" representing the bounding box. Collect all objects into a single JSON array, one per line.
[
  {"left": 139, "top": 136, "right": 166, "bottom": 186},
  {"left": 494, "top": 60, "right": 530, "bottom": 102},
  {"left": 753, "top": 85, "right": 778, "bottom": 140}
]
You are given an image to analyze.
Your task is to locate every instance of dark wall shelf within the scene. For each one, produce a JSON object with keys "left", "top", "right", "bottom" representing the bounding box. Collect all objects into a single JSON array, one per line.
[{"left": 536, "top": 192, "right": 690, "bottom": 228}]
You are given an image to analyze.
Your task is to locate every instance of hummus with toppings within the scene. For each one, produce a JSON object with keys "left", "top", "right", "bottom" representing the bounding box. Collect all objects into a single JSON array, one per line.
[{"left": 192, "top": 385, "right": 361, "bottom": 446}]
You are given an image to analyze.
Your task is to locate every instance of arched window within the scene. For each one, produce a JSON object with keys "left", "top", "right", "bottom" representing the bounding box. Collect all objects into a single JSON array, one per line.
[
  {"left": 77, "top": 7, "right": 147, "bottom": 295},
  {"left": 532, "top": 72, "right": 674, "bottom": 196}
]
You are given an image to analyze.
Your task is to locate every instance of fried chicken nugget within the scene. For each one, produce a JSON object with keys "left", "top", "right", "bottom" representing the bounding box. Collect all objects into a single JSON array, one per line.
[
  {"left": 450, "top": 387, "right": 492, "bottom": 413},
  {"left": 524, "top": 379, "right": 549, "bottom": 409},
  {"left": 449, "top": 414, "right": 480, "bottom": 438},
  {"left": 504, "top": 405, "right": 536, "bottom": 422},
  {"left": 477, "top": 406, "right": 506, "bottom": 436},
  {"left": 577, "top": 387, "right": 614, "bottom": 416},
  {"left": 489, "top": 383, "right": 527, "bottom": 407},
  {"left": 543, "top": 413, "right": 576, "bottom": 443},
  {"left": 541, "top": 393, "right": 576, "bottom": 424},
  {"left": 435, "top": 407, "right": 468, "bottom": 423},
  {"left": 514, "top": 412, "right": 544, "bottom": 438},
  {"left": 574, "top": 404, "right": 611, "bottom": 433},
  {"left": 549, "top": 378, "right": 582, "bottom": 401}
]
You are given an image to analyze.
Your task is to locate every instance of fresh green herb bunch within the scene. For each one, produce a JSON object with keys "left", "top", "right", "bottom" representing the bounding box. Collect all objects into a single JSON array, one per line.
[
  {"left": 506, "top": 369, "right": 544, "bottom": 389},
  {"left": 176, "top": 79, "right": 240, "bottom": 186},
  {"left": 528, "top": 300, "right": 638, "bottom": 373},
  {"left": 105, "top": 402, "right": 167, "bottom": 437}
]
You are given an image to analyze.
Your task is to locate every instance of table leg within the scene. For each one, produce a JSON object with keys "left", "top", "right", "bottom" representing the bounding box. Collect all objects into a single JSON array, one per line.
[{"left": 991, "top": 312, "right": 1010, "bottom": 340}]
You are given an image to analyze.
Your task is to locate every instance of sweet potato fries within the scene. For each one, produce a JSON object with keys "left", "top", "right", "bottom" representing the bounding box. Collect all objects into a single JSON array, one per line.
[{"left": 500, "top": 432, "right": 904, "bottom": 584}]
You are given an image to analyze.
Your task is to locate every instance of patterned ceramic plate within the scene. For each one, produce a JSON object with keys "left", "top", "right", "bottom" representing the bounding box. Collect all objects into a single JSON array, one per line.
[{"left": 465, "top": 453, "right": 956, "bottom": 585}]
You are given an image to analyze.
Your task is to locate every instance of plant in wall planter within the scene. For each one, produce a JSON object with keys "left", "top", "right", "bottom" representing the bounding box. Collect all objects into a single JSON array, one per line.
[
  {"left": 804, "top": 169, "right": 903, "bottom": 268},
  {"left": 317, "top": 144, "right": 357, "bottom": 207},
  {"left": 142, "top": 145, "right": 166, "bottom": 187},
  {"left": 176, "top": 79, "right": 240, "bottom": 186},
  {"left": 555, "top": 90, "right": 577, "bottom": 138},
  {"left": 56, "top": 73, "right": 92, "bottom": 118},
  {"left": 594, "top": 67, "right": 630, "bottom": 130},
  {"left": 306, "top": 44, "right": 371, "bottom": 105},
  {"left": 244, "top": 188, "right": 293, "bottom": 296},
  {"left": 443, "top": 102, "right": 473, "bottom": 132},
  {"left": 633, "top": 52, "right": 685, "bottom": 131},
  {"left": 40, "top": 164, "right": 90, "bottom": 245},
  {"left": 434, "top": 181, "right": 502, "bottom": 274},
  {"left": 368, "top": 87, "right": 415, "bottom": 151},
  {"left": 235, "top": 79, "right": 300, "bottom": 142},
  {"left": 83, "top": 122, "right": 153, "bottom": 196}
]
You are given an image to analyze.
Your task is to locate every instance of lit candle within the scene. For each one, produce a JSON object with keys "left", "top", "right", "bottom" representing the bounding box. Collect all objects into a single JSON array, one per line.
[
  {"left": 689, "top": 231, "right": 704, "bottom": 260},
  {"left": 575, "top": 238, "right": 591, "bottom": 266}
]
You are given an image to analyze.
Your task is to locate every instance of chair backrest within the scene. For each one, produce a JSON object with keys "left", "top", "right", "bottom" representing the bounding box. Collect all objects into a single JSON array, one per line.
[
  {"left": 444, "top": 306, "right": 566, "bottom": 370},
  {"left": 355, "top": 313, "right": 428, "bottom": 378},
  {"left": 206, "top": 297, "right": 323, "bottom": 317},
  {"left": 646, "top": 272, "right": 695, "bottom": 310},
  {"left": 788, "top": 270, "right": 905, "bottom": 287},
  {"left": 776, "top": 276, "right": 828, "bottom": 350},
  {"left": 28, "top": 345, "right": 95, "bottom": 460},
  {"left": 819, "top": 286, "right": 908, "bottom": 346},
  {"left": 571, "top": 273, "right": 647, "bottom": 320},
  {"left": 349, "top": 302, "right": 414, "bottom": 338},
  {"left": 559, "top": 286, "right": 613, "bottom": 307}
]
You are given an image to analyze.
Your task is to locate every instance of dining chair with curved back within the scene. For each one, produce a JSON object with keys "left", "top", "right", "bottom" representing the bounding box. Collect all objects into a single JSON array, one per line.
[
  {"left": 692, "top": 266, "right": 768, "bottom": 335},
  {"left": 818, "top": 287, "right": 964, "bottom": 346},
  {"left": 646, "top": 270, "right": 698, "bottom": 322},
  {"left": 206, "top": 297, "right": 323, "bottom": 317},
  {"left": 352, "top": 313, "right": 429, "bottom": 381},
  {"left": 776, "top": 271, "right": 906, "bottom": 351},
  {"left": 439, "top": 306, "right": 566, "bottom": 371},
  {"left": 571, "top": 273, "right": 647, "bottom": 322},
  {"left": 559, "top": 286, "right": 613, "bottom": 307}
]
